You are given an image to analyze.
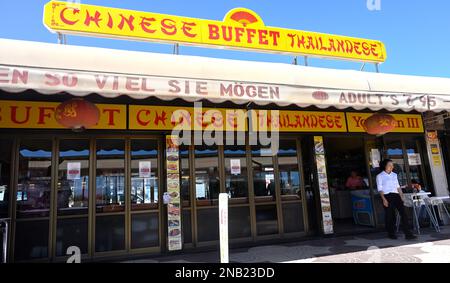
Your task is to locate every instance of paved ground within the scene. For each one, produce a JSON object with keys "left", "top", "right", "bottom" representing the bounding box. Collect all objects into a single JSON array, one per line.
[{"left": 123, "top": 226, "right": 450, "bottom": 263}]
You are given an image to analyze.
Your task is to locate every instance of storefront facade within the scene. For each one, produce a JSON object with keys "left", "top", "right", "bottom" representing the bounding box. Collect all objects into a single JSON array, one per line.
[
  {"left": 0, "top": 91, "right": 436, "bottom": 262},
  {"left": 1, "top": 2, "right": 450, "bottom": 262}
]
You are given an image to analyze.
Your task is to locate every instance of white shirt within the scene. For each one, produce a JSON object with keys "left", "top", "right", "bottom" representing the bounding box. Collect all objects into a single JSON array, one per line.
[{"left": 376, "top": 171, "right": 400, "bottom": 195}]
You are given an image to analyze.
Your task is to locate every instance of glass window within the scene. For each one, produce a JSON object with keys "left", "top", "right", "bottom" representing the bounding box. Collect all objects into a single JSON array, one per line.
[
  {"left": 255, "top": 205, "right": 278, "bottom": 235},
  {"left": 404, "top": 139, "right": 425, "bottom": 189},
  {"left": 56, "top": 217, "right": 88, "bottom": 256},
  {"left": 57, "top": 139, "right": 90, "bottom": 216},
  {"left": 282, "top": 202, "right": 304, "bottom": 233},
  {"left": 194, "top": 145, "right": 219, "bottom": 205},
  {"left": 197, "top": 208, "right": 219, "bottom": 242},
  {"left": 14, "top": 220, "right": 49, "bottom": 261},
  {"left": 131, "top": 213, "right": 159, "bottom": 249},
  {"left": 251, "top": 145, "right": 275, "bottom": 202},
  {"left": 0, "top": 139, "right": 12, "bottom": 218},
  {"left": 131, "top": 139, "right": 159, "bottom": 210},
  {"left": 385, "top": 139, "right": 407, "bottom": 187},
  {"left": 182, "top": 209, "right": 192, "bottom": 244},
  {"left": 96, "top": 139, "right": 125, "bottom": 213},
  {"left": 229, "top": 206, "right": 251, "bottom": 238},
  {"left": 95, "top": 215, "right": 125, "bottom": 252},
  {"left": 224, "top": 143, "right": 248, "bottom": 203},
  {"left": 17, "top": 139, "right": 52, "bottom": 218},
  {"left": 278, "top": 140, "right": 301, "bottom": 200},
  {"left": 180, "top": 145, "right": 190, "bottom": 207}
]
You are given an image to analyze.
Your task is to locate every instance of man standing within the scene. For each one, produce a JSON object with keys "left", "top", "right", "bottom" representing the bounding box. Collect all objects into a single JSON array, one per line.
[{"left": 376, "top": 159, "right": 417, "bottom": 240}]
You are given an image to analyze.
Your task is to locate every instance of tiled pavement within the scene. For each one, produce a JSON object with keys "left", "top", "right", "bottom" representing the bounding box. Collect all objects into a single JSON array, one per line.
[{"left": 123, "top": 227, "right": 450, "bottom": 263}]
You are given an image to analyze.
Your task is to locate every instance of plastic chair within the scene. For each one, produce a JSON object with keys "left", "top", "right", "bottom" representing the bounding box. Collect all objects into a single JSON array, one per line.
[
  {"left": 428, "top": 197, "right": 450, "bottom": 226},
  {"left": 396, "top": 194, "right": 440, "bottom": 234}
]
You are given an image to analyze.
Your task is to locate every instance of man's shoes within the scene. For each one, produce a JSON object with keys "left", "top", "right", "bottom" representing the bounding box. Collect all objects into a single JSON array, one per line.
[
  {"left": 388, "top": 234, "right": 398, "bottom": 239},
  {"left": 405, "top": 234, "right": 417, "bottom": 240}
]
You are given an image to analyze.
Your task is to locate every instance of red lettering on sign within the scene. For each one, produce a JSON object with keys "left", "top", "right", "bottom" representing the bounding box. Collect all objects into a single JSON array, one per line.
[
  {"left": 60, "top": 7, "right": 80, "bottom": 25},
  {"left": 10, "top": 106, "right": 31, "bottom": 124},
  {"left": 136, "top": 109, "right": 151, "bottom": 126},
  {"left": 37, "top": 107, "right": 55, "bottom": 125},
  {"left": 118, "top": 14, "right": 135, "bottom": 31},
  {"left": 102, "top": 109, "right": 120, "bottom": 126},
  {"left": 84, "top": 10, "right": 102, "bottom": 27},
  {"left": 161, "top": 18, "right": 176, "bottom": 35},
  {"left": 140, "top": 17, "right": 156, "bottom": 33},
  {"left": 182, "top": 21, "right": 197, "bottom": 38}
]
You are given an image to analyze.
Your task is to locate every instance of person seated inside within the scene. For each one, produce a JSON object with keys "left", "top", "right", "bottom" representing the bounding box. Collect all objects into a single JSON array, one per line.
[
  {"left": 411, "top": 179, "right": 424, "bottom": 193},
  {"left": 345, "top": 170, "right": 364, "bottom": 190}
]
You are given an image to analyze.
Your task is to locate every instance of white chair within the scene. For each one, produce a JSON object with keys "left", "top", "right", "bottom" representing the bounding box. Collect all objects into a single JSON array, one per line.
[
  {"left": 396, "top": 194, "right": 440, "bottom": 234},
  {"left": 428, "top": 197, "right": 450, "bottom": 226}
]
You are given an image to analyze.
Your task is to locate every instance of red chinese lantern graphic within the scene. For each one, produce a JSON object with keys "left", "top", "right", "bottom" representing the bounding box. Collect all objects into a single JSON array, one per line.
[
  {"left": 363, "top": 113, "right": 397, "bottom": 135},
  {"left": 312, "top": 91, "right": 329, "bottom": 101},
  {"left": 55, "top": 98, "right": 100, "bottom": 131}
]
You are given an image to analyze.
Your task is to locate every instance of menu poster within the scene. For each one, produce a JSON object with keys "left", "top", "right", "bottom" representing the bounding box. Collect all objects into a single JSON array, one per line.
[
  {"left": 407, "top": 153, "right": 421, "bottom": 166},
  {"left": 431, "top": 144, "right": 439, "bottom": 155},
  {"left": 313, "top": 136, "right": 334, "bottom": 235},
  {"left": 432, "top": 155, "right": 442, "bottom": 166},
  {"left": 426, "top": 130, "right": 438, "bottom": 142},
  {"left": 67, "top": 162, "right": 81, "bottom": 180},
  {"left": 230, "top": 159, "right": 241, "bottom": 175},
  {"left": 166, "top": 135, "right": 182, "bottom": 251},
  {"left": 371, "top": 148, "right": 381, "bottom": 168},
  {"left": 427, "top": 131, "right": 443, "bottom": 167},
  {"left": 139, "top": 161, "right": 151, "bottom": 178},
  {"left": 314, "top": 136, "right": 324, "bottom": 154}
]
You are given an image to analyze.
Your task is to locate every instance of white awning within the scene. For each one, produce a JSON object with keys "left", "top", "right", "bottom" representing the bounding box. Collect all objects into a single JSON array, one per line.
[{"left": 1, "top": 38, "right": 450, "bottom": 112}]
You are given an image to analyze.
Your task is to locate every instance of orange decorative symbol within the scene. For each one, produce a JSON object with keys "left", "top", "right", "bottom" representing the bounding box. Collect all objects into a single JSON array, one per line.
[
  {"left": 55, "top": 98, "right": 100, "bottom": 130},
  {"left": 229, "top": 11, "right": 259, "bottom": 26},
  {"left": 363, "top": 113, "right": 396, "bottom": 135}
]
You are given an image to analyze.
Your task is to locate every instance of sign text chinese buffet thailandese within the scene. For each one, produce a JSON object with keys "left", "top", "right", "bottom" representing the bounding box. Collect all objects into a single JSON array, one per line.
[{"left": 43, "top": 1, "right": 386, "bottom": 63}]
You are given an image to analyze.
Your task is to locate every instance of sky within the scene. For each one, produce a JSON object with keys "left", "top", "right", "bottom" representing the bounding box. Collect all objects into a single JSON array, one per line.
[{"left": 0, "top": 0, "right": 449, "bottom": 78}]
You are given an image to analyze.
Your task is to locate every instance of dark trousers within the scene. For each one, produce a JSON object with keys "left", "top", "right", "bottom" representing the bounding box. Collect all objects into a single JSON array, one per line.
[{"left": 384, "top": 193, "right": 413, "bottom": 236}]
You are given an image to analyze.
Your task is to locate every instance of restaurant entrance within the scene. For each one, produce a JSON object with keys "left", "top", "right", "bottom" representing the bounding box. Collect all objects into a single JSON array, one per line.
[
  {"left": 324, "top": 136, "right": 376, "bottom": 234},
  {"left": 323, "top": 134, "right": 433, "bottom": 234}
]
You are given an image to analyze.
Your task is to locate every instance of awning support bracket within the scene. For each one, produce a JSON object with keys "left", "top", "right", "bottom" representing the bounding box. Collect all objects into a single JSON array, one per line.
[
  {"left": 173, "top": 43, "right": 179, "bottom": 55},
  {"left": 57, "top": 33, "right": 67, "bottom": 45},
  {"left": 360, "top": 63, "right": 366, "bottom": 71}
]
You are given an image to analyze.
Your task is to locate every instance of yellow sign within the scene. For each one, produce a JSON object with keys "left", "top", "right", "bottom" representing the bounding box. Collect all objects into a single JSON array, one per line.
[
  {"left": 1, "top": 100, "right": 426, "bottom": 134},
  {"left": 43, "top": 1, "right": 386, "bottom": 63},
  {"left": 251, "top": 110, "right": 347, "bottom": 132},
  {"left": 346, "top": 113, "right": 424, "bottom": 133},
  {"left": 0, "top": 100, "right": 126, "bottom": 129},
  {"left": 432, "top": 155, "right": 442, "bottom": 166},
  {"left": 129, "top": 105, "right": 248, "bottom": 131}
]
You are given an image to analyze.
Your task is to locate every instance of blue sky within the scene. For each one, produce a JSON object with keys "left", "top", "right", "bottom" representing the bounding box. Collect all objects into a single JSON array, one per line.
[{"left": 1, "top": 0, "right": 449, "bottom": 78}]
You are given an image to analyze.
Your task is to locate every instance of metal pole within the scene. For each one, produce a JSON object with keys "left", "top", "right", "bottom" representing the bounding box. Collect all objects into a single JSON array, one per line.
[
  {"left": 360, "top": 63, "right": 366, "bottom": 71},
  {"left": 304, "top": 56, "right": 308, "bottom": 66},
  {"left": 173, "top": 43, "right": 179, "bottom": 55},
  {"left": 375, "top": 63, "right": 380, "bottom": 73},
  {"left": 1, "top": 218, "right": 9, "bottom": 263}
]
